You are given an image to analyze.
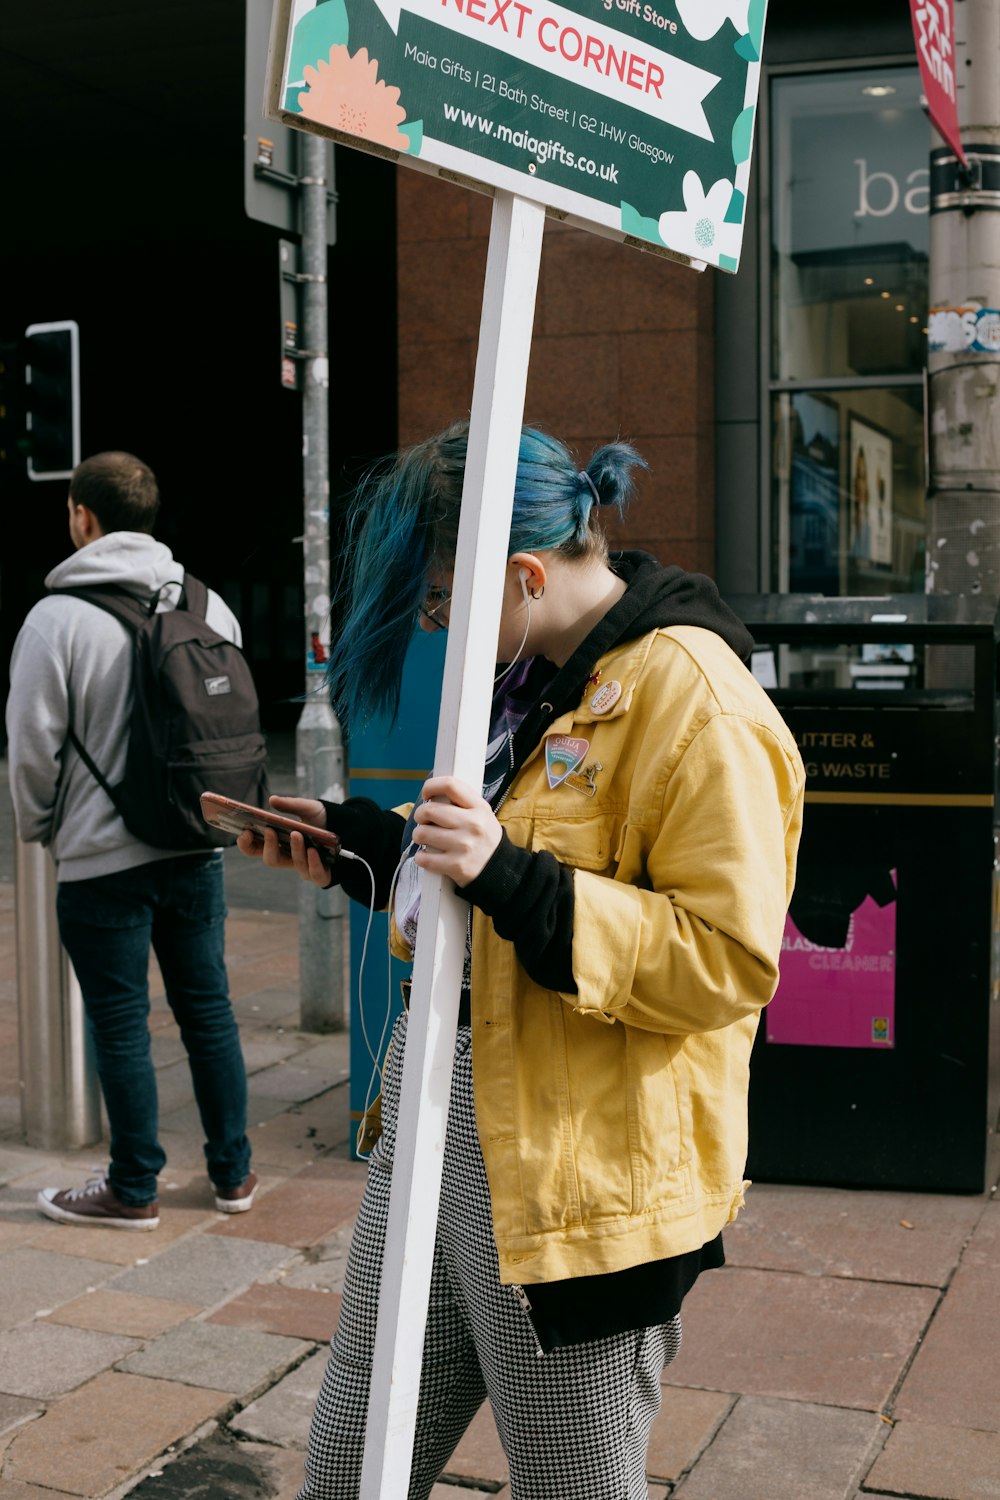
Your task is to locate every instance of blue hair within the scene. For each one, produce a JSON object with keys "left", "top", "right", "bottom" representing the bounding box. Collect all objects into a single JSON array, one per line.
[{"left": 325, "top": 422, "right": 646, "bottom": 731}]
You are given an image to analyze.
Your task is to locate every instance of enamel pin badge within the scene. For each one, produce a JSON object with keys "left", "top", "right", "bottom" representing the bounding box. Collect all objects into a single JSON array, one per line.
[
  {"left": 565, "top": 761, "right": 604, "bottom": 797},
  {"left": 590, "top": 680, "right": 622, "bottom": 714},
  {"left": 545, "top": 735, "right": 590, "bottom": 789}
]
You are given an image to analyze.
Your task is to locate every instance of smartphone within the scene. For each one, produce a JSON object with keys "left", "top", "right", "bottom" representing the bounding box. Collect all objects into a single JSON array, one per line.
[{"left": 200, "top": 792, "right": 341, "bottom": 867}]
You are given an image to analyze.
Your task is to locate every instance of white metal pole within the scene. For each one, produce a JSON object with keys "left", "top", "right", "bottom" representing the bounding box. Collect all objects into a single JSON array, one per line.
[{"left": 359, "top": 189, "right": 545, "bottom": 1500}]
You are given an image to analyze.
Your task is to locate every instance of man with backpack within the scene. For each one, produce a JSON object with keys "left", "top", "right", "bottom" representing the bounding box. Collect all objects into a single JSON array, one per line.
[{"left": 6, "top": 451, "right": 266, "bottom": 1229}]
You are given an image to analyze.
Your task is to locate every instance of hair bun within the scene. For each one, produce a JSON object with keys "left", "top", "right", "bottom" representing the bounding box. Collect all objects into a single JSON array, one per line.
[{"left": 579, "top": 470, "right": 604, "bottom": 506}]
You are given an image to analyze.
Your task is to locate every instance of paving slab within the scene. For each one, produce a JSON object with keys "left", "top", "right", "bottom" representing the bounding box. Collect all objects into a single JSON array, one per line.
[
  {"left": 248, "top": 1063, "right": 346, "bottom": 1105},
  {"left": 149, "top": 1034, "right": 188, "bottom": 1068},
  {"left": 729, "top": 1183, "right": 987, "bottom": 1286},
  {"left": 444, "top": 1400, "right": 509, "bottom": 1487},
  {"left": 44, "top": 1290, "right": 202, "bottom": 1339},
  {"left": 892, "top": 1201, "right": 1000, "bottom": 1433},
  {"left": 646, "top": 1386, "right": 735, "bottom": 1481},
  {"left": 279, "top": 1223, "right": 354, "bottom": 1294},
  {"left": 247, "top": 1097, "right": 352, "bottom": 1169},
  {"left": 864, "top": 1418, "right": 1000, "bottom": 1499},
  {"left": 0, "top": 1391, "right": 42, "bottom": 1436},
  {"left": 206, "top": 1175, "right": 366, "bottom": 1248},
  {"left": 229, "top": 1347, "right": 330, "bottom": 1448},
  {"left": 3, "top": 1371, "right": 228, "bottom": 1496},
  {"left": 153, "top": 1060, "right": 205, "bottom": 1115},
  {"left": 232, "top": 1441, "right": 310, "bottom": 1500},
  {"left": 144, "top": 1129, "right": 215, "bottom": 1173},
  {"left": 110, "top": 1231, "right": 293, "bottom": 1306},
  {"left": 207, "top": 1280, "right": 341, "bottom": 1342},
  {"left": 0, "top": 1246, "right": 117, "bottom": 1329},
  {"left": 0, "top": 1321, "right": 142, "bottom": 1398},
  {"left": 663, "top": 1266, "right": 938, "bottom": 1412},
  {"left": 0, "top": 1220, "right": 38, "bottom": 1250},
  {"left": 160, "top": 1094, "right": 295, "bottom": 1136},
  {"left": 117, "top": 1319, "right": 307, "bottom": 1395},
  {"left": 301, "top": 1155, "right": 367, "bottom": 1181},
  {"left": 671, "top": 1395, "right": 887, "bottom": 1499},
  {"left": 29, "top": 1206, "right": 211, "bottom": 1265},
  {"left": 0, "top": 1146, "right": 79, "bottom": 1188},
  {"left": 0, "top": 1485, "right": 81, "bottom": 1498},
  {"left": 233, "top": 988, "right": 303, "bottom": 1024},
  {"left": 119, "top": 1432, "right": 284, "bottom": 1498},
  {"left": 240, "top": 1037, "right": 308, "bottom": 1073},
  {"left": 293, "top": 1036, "right": 352, "bottom": 1074}
]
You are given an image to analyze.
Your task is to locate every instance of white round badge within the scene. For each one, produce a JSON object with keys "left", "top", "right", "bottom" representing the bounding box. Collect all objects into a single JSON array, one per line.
[{"left": 590, "top": 679, "right": 622, "bottom": 714}]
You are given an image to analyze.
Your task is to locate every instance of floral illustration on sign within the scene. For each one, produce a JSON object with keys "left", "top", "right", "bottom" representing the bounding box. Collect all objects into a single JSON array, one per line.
[
  {"left": 620, "top": 201, "right": 665, "bottom": 247},
  {"left": 658, "top": 171, "right": 741, "bottom": 265},
  {"left": 298, "top": 46, "right": 413, "bottom": 152},
  {"left": 284, "top": 0, "right": 350, "bottom": 109},
  {"left": 675, "top": 0, "right": 750, "bottom": 41}
]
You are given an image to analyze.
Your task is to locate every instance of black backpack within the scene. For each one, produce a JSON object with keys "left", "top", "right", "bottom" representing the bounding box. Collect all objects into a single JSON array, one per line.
[{"left": 54, "top": 573, "right": 269, "bottom": 850}]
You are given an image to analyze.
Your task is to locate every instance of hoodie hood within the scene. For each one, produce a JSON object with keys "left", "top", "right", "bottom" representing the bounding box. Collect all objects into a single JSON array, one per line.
[
  {"left": 547, "top": 551, "right": 754, "bottom": 708},
  {"left": 45, "top": 532, "right": 184, "bottom": 601},
  {"left": 606, "top": 552, "right": 754, "bottom": 661}
]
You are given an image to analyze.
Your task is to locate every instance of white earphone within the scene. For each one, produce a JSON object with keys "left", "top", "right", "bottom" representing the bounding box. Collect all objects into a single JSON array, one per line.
[{"left": 495, "top": 567, "right": 534, "bottom": 688}]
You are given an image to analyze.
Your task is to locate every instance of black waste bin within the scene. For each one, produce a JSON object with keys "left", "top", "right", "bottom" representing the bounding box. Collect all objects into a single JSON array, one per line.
[{"left": 727, "top": 593, "right": 1000, "bottom": 1194}]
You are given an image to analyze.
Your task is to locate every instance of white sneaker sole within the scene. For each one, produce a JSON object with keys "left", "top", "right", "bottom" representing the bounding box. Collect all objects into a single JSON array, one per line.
[
  {"left": 37, "top": 1189, "right": 159, "bottom": 1231},
  {"left": 213, "top": 1189, "right": 257, "bottom": 1214}
]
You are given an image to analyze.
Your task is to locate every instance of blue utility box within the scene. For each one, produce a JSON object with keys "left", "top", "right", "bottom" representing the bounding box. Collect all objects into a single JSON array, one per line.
[{"left": 346, "top": 629, "right": 445, "bottom": 1157}]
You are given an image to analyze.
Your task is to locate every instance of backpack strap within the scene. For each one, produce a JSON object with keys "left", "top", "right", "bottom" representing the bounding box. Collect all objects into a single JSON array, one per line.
[
  {"left": 181, "top": 572, "right": 209, "bottom": 619},
  {"left": 47, "top": 585, "right": 151, "bottom": 819},
  {"left": 49, "top": 584, "right": 152, "bottom": 632}
]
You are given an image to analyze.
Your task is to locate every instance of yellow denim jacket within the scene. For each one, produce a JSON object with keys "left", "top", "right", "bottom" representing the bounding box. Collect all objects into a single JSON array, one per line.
[{"left": 395, "top": 624, "right": 805, "bottom": 1286}]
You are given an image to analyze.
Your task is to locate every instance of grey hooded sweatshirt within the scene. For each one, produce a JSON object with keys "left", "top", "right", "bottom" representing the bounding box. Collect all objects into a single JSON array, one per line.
[{"left": 6, "top": 532, "right": 241, "bottom": 882}]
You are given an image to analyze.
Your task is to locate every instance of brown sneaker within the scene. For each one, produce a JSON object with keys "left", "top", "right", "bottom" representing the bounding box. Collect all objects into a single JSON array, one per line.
[
  {"left": 213, "top": 1172, "right": 258, "bottom": 1214},
  {"left": 38, "top": 1177, "right": 159, "bottom": 1230}
]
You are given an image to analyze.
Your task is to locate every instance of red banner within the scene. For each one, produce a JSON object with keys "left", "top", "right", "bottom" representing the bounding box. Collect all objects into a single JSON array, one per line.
[{"left": 910, "top": 0, "right": 967, "bottom": 164}]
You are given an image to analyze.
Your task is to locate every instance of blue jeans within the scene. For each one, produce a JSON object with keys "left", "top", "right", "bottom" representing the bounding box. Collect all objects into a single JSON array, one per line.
[{"left": 56, "top": 854, "right": 251, "bottom": 1206}]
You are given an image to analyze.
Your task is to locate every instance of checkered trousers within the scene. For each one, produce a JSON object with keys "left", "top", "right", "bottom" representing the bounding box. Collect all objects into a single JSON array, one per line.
[{"left": 297, "top": 1013, "right": 682, "bottom": 1500}]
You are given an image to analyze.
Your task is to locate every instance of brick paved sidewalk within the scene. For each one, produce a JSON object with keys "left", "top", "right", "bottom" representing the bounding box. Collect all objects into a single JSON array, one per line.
[{"left": 0, "top": 864, "right": 998, "bottom": 1498}]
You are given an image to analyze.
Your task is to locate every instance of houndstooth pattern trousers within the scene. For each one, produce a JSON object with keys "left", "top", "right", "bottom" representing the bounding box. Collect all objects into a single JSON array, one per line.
[{"left": 297, "top": 1014, "right": 682, "bottom": 1500}]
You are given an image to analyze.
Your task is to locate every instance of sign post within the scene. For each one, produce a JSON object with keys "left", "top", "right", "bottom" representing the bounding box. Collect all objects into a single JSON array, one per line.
[
  {"left": 263, "top": 0, "right": 767, "bottom": 1490},
  {"left": 358, "top": 189, "right": 544, "bottom": 1496}
]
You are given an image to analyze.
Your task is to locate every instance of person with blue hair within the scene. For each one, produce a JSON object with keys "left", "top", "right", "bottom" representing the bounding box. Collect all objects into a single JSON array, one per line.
[{"left": 239, "top": 419, "right": 804, "bottom": 1499}]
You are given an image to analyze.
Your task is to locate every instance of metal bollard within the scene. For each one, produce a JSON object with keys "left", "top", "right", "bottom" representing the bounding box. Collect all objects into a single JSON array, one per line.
[{"left": 14, "top": 836, "right": 102, "bottom": 1150}]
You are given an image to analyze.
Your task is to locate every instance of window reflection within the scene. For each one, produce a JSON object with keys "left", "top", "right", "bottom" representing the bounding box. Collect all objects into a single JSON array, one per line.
[
  {"left": 773, "top": 388, "right": 925, "bottom": 594},
  {"left": 771, "top": 68, "right": 929, "bottom": 382},
  {"left": 769, "top": 66, "right": 928, "bottom": 596}
]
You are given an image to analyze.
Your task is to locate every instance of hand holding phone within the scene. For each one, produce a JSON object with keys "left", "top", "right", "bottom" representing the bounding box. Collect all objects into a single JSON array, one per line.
[{"left": 200, "top": 792, "right": 341, "bottom": 868}]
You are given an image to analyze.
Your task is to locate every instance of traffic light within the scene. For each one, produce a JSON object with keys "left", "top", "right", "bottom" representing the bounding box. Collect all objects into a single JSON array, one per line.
[{"left": 25, "top": 320, "right": 80, "bottom": 481}]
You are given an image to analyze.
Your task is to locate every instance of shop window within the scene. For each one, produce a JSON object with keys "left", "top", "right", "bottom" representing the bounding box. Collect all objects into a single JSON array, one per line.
[{"left": 768, "top": 66, "right": 928, "bottom": 593}]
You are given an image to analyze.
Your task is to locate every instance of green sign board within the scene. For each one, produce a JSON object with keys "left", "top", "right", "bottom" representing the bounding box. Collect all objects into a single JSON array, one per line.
[{"left": 266, "top": 0, "right": 767, "bottom": 271}]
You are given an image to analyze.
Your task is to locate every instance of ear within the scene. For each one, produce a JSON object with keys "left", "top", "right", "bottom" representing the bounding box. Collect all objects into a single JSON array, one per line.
[
  {"left": 73, "top": 502, "right": 104, "bottom": 542},
  {"left": 508, "top": 552, "right": 546, "bottom": 599}
]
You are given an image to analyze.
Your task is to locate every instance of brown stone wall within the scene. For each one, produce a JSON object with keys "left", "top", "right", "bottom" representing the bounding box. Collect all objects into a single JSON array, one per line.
[{"left": 397, "top": 170, "right": 716, "bottom": 573}]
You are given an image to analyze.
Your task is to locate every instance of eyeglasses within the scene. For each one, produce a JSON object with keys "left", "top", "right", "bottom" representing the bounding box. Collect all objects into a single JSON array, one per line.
[{"left": 420, "top": 587, "right": 452, "bottom": 628}]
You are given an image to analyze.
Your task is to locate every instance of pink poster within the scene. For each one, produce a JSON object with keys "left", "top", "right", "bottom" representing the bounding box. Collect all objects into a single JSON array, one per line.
[{"left": 767, "top": 873, "right": 897, "bottom": 1049}]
